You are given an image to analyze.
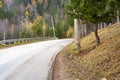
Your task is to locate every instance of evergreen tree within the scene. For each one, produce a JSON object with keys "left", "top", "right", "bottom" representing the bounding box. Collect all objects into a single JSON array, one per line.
[{"left": 65, "top": 0, "right": 118, "bottom": 46}]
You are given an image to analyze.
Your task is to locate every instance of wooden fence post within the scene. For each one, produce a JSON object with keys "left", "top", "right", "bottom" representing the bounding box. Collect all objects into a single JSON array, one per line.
[{"left": 74, "top": 19, "right": 81, "bottom": 52}]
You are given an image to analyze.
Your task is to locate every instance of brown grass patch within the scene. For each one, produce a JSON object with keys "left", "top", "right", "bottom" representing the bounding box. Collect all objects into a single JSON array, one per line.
[{"left": 54, "top": 23, "right": 120, "bottom": 80}]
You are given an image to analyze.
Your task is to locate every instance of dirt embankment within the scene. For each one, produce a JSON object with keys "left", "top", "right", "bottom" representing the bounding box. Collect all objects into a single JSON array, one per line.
[{"left": 54, "top": 23, "right": 120, "bottom": 80}]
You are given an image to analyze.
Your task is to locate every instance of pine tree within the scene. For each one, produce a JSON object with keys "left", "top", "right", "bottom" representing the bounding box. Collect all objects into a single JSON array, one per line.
[
  {"left": 106, "top": 0, "right": 120, "bottom": 23},
  {"left": 65, "top": 0, "right": 118, "bottom": 46}
]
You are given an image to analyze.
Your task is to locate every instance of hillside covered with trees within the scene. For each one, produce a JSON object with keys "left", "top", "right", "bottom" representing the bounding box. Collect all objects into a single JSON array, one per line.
[{"left": 0, "top": 0, "right": 73, "bottom": 40}]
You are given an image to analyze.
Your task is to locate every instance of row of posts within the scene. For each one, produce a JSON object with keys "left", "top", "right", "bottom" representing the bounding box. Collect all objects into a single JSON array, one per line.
[{"left": 74, "top": 11, "right": 120, "bottom": 52}]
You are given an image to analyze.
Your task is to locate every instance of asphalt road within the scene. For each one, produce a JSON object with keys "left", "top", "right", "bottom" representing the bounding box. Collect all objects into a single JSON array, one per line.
[{"left": 0, "top": 39, "right": 73, "bottom": 80}]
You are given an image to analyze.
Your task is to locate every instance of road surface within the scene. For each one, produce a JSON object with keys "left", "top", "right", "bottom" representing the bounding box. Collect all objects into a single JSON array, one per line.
[{"left": 0, "top": 39, "right": 73, "bottom": 80}]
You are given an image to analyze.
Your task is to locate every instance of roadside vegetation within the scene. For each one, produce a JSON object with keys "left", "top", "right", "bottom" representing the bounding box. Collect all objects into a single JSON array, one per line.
[
  {"left": 54, "top": 23, "right": 120, "bottom": 80},
  {"left": 0, "top": 0, "right": 74, "bottom": 40}
]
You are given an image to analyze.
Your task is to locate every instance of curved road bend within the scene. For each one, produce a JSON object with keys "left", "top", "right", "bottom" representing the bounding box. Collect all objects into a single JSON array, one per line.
[{"left": 0, "top": 39, "right": 73, "bottom": 80}]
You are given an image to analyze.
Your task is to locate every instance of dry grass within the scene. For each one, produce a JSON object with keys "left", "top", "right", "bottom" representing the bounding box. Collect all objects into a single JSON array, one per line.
[{"left": 63, "top": 23, "right": 120, "bottom": 80}]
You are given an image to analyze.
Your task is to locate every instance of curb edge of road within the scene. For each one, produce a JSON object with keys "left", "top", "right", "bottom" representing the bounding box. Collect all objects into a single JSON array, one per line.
[{"left": 47, "top": 41, "right": 74, "bottom": 80}]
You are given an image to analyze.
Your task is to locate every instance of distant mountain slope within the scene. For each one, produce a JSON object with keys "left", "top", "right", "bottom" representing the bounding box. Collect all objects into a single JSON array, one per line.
[{"left": 0, "top": 0, "right": 65, "bottom": 40}]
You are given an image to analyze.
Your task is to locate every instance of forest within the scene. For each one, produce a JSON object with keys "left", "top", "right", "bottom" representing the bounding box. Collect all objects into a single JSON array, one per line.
[
  {"left": 0, "top": 0, "right": 74, "bottom": 40},
  {"left": 0, "top": 0, "right": 119, "bottom": 42}
]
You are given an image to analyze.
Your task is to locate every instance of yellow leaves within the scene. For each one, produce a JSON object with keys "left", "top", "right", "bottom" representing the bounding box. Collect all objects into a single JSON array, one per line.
[
  {"left": 28, "top": 22, "right": 34, "bottom": 29},
  {"left": 33, "top": 15, "right": 42, "bottom": 26},
  {"left": 25, "top": 22, "right": 33, "bottom": 29},
  {"left": 32, "top": 0, "right": 36, "bottom": 6},
  {"left": 43, "top": 18, "right": 47, "bottom": 31},
  {"left": 43, "top": 25, "right": 47, "bottom": 31},
  {"left": 25, "top": 10, "right": 29, "bottom": 17},
  {"left": 24, "top": 22, "right": 34, "bottom": 34},
  {"left": 38, "top": 0, "right": 43, "bottom": 4},
  {"left": 66, "top": 27, "right": 73, "bottom": 37},
  {"left": 36, "top": 15, "right": 42, "bottom": 21},
  {"left": 0, "top": 1, "right": 2, "bottom": 8},
  {"left": 28, "top": 22, "right": 34, "bottom": 34},
  {"left": 32, "top": 0, "right": 43, "bottom": 6}
]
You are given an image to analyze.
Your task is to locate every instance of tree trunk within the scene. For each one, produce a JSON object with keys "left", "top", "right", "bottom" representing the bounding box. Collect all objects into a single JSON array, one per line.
[
  {"left": 94, "top": 24, "right": 100, "bottom": 46},
  {"left": 104, "top": 23, "right": 107, "bottom": 28},
  {"left": 100, "top": 22, "right": 103, "bottom": 29},
  {"left": 74, "top": 19, "right": 81, "bottom": 52},
  {"left": 51, "top": 15, "right": 56, "bottom": 37},
  {"left": 84, "top": 25, "right": 87, "bottom": 35},
  {"left": 43, "top": 17, "right": 46, "bottom": 37},
  {"left": 109, "top": 23, "right": 112, "bottom": 26},
  {"left": 117, "top": 9, "right": 119, "bottom": 23}
]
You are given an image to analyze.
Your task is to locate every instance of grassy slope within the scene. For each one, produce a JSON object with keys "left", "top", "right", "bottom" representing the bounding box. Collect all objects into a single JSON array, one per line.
[
  {"left": 65, "top": 23, "right": 120, "bottom": 80},
  {"left": 82, "top": 23, "right": 120, "bottom": 79}
]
